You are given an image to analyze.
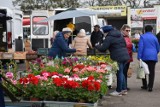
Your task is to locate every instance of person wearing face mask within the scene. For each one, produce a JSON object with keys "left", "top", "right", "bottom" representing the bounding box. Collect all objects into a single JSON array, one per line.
[
  {"left": 121, "top": 24, "right": 133, "bottom": 90},
  {"left": 48, "top": 27, "right": 81, "bottom": 59}
]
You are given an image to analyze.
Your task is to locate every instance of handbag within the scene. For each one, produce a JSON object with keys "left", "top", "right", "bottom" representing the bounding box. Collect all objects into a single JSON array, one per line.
[{"left": 127, "top": 68, "right": 133, "bottom": 78}]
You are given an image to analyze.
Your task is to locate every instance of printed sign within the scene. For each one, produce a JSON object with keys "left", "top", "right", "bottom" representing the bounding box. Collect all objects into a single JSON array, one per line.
[
  {"left": 131, "top": 8, "right": 156, "bottom": 21},
  {"left": 91, "top": 6, "right": 127, "bottom": 16},
  {"left": 131, "top": 21, "right": 143, "bottom": 28}
]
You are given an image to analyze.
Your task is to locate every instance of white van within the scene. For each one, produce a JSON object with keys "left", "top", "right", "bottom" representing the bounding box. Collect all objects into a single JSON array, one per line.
[
  {"left": 29, "top": 8, "right": 100, "bottom": 50},
  {"left": 53, "top": 8, "right": 99, "bottom": 36},
  {"left": 30, "top": 10, "right": 51, "bottom": 51},
  {"left": 98, "top": 18, "right": 108, "bottom": 28},
  {"left": 0, "top": 0, "right": 23, "bottom": 52}
]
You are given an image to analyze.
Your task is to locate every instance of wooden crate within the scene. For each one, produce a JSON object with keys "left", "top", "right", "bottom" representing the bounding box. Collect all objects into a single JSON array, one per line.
[
  {"left": 0, "top": 52, "right": 3, "bottom": 59},
  {"left": 14, "top": 52, "right": 27, "bottom": 59},
  {"left": 2, "top": 53, "right": 13, "bottom": 59}
]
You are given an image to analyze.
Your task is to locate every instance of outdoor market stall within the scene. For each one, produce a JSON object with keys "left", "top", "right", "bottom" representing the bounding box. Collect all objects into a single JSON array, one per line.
[{"left": 1, "top": 55, "right": 118, "bottom": 107}]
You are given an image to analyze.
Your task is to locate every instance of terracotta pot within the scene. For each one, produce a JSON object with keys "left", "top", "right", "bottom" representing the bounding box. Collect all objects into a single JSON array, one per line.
[
  {"left": 30, "top": 97, "right": 39, "bottom": 101},
  {"left": 73, "top": 104, "right": 87, "bottom": 107},
  {"left": 78, "top": 99, "right": 85, "bottom": 103}
]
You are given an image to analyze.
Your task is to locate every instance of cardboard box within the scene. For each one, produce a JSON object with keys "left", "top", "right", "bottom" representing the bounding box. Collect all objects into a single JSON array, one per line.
[
  {"left": 14, "top": 52, "right": 27, "bottom": 59},
  {"left": 2, "top": 52, "right": 13, "bottom": 59}
]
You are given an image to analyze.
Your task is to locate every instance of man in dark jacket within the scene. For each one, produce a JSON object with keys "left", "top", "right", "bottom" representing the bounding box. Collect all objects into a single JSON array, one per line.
[
  {"left": 91, "top": 25, "right": 103, "bottom": 47},
  {"left": 95, "top": 25, "right": 130, "bottom": 96},
  {"left": 90, "top": 25, "right": 103, "bottom": 55},
  {"left": 48, "top": 27, "right": 81, "bottom": 59}
]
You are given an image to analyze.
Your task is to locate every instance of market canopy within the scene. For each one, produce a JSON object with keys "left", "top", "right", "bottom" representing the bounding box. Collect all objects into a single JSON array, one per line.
[{"left": 40, "top": 9, "right": 101, "bottom": 22}]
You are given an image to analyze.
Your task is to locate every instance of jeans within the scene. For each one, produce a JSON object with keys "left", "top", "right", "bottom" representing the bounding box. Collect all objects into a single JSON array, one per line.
[
  {"left": 116, "top": 62, "right": 127, "bottom": 92},
  {"left": 123, "top": 62, "right": 130, "bottom": 88},
  {"left": 0, "top": 77, "right": 5, "bottom": 107}
]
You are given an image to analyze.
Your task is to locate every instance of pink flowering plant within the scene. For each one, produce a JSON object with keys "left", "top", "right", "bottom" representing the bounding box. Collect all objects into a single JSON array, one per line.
[{"left": 2, "top": 56, "right": 117, "bottom": 103}]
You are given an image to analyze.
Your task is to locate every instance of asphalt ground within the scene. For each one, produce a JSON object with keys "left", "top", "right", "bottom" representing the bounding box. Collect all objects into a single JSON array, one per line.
[
  {"left": 13, "top": 53, "right": 160, "bottom": 107},
  {"left": 98, "top": 53, "right": 160, "bottom": 107}
]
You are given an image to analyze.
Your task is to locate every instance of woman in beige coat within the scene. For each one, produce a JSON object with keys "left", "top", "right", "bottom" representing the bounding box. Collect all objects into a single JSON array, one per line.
[{"left": 72, "top": 29, "right": 92, "bottom": 56}]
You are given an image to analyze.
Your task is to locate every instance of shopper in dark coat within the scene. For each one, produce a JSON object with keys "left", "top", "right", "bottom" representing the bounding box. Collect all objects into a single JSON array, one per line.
[
  {"left": 95, "top": 25, "right": 130, "bottom": 96},
  {"left": 91, "top": 25, "right": 103, "bottom": 47},
  {"left": 48, "top": 27, "right": 80, "bottom": 59}
]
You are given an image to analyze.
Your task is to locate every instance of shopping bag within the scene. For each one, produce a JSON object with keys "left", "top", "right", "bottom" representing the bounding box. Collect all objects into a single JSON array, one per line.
[
  {"left": 127, "top": 68, "right": 133, "bottom": 78},
  {"left": 106, "top": 73, "right": 113, "bottom": 86},
  {"left": 132, "top": 43, "right": 136, "bottom": 52},
  {"left": 137, "top": 67, "right": 145, "bottom": 79},
  {"left": 140, "top": 59, "right": 149, "bottom": 75}
]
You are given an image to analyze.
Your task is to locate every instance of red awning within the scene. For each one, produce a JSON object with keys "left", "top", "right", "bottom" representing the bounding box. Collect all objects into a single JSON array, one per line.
[
  {"left": 23, "top": 17, "right": 48, "bottom": 26},
  {"left": 142, "top": 17, "right": 157, "bottom": 20}
]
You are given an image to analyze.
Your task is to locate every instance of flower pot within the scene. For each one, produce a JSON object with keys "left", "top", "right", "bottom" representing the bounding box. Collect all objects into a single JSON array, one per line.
[
  {"left": 30, "top": 97, "right": 39, "bottom": 101},
  {"left": 78, "top": 99, "right": 86, "bottom": 103}
]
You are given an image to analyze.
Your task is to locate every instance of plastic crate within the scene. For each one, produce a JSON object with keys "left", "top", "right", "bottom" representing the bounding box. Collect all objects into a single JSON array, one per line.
[{"left": 37, "top": 48, "right": 49, "bottom": 56}]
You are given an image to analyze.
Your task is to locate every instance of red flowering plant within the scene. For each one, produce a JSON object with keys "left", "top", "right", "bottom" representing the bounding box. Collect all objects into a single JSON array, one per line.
[
  {"left": 14, "top": 70, "right": 107, "bottom": 103},
  {"left": 19, "top": 74, "right": 45, "bottom": 100},
  {"left": 51, "top": 75, "right": 106, "bottom": 103},
  {"left": 10, "top": 56, "right": 116, "bottom": 102}
]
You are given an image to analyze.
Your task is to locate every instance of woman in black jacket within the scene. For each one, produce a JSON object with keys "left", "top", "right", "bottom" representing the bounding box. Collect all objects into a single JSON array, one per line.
[{"left": 95, "top": 25, "right": 130, "bottom": 96}]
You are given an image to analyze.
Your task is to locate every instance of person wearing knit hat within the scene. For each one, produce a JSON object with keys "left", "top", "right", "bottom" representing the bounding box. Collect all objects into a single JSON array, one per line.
[
  {"left": 66, "top": 22, "right": 75, "bottom": 32},
  {"left": 48, "top": 27, "right": 81, "bottom": 59},
  {"left": 96, "top": 25, "right": 114, "bottom": 46},
  {"left": 95, "top": 26, "right": 130, "bottom": 97},
  {"left": 72, "top": 29, "right": 92, "bottom": 56},
  {"left": 101, "top": 25, "right": 114, "bottom": 33}
]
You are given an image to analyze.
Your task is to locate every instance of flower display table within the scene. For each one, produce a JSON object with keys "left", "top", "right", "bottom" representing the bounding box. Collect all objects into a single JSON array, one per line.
[
  {"left": 2, "top": 56, "right": 118, "bottom": 107},
  {"left": 5, "top": 100, "right": 98, "bottom": 107}
]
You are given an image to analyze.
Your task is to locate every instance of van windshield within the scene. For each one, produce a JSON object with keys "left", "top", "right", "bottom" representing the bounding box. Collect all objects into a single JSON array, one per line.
[
  {"left": 75, "top": 16, "right": 91, "bottom": 35},
  {"left": 32, "top": 16, "right": 49, "bottom": 35}
]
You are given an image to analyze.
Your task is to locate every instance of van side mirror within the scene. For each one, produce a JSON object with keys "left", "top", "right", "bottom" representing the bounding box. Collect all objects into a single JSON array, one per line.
[{"left": 18, "top": 36, "right": 22, "bottom": 40}]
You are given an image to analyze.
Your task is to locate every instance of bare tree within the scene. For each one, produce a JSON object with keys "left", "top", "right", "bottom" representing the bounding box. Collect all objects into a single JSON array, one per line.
[
  {"left": 13, "top": 0, "right": 80, "bottom": 11},
  {"left": 82, "top": 0, "right": 97, "bottom": 6},
  {"left": 121, "top": 0, "right": 141, "bottom": 8},
  {"left": 65, "top": 0, "right": 80, "bottom": 8}
]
